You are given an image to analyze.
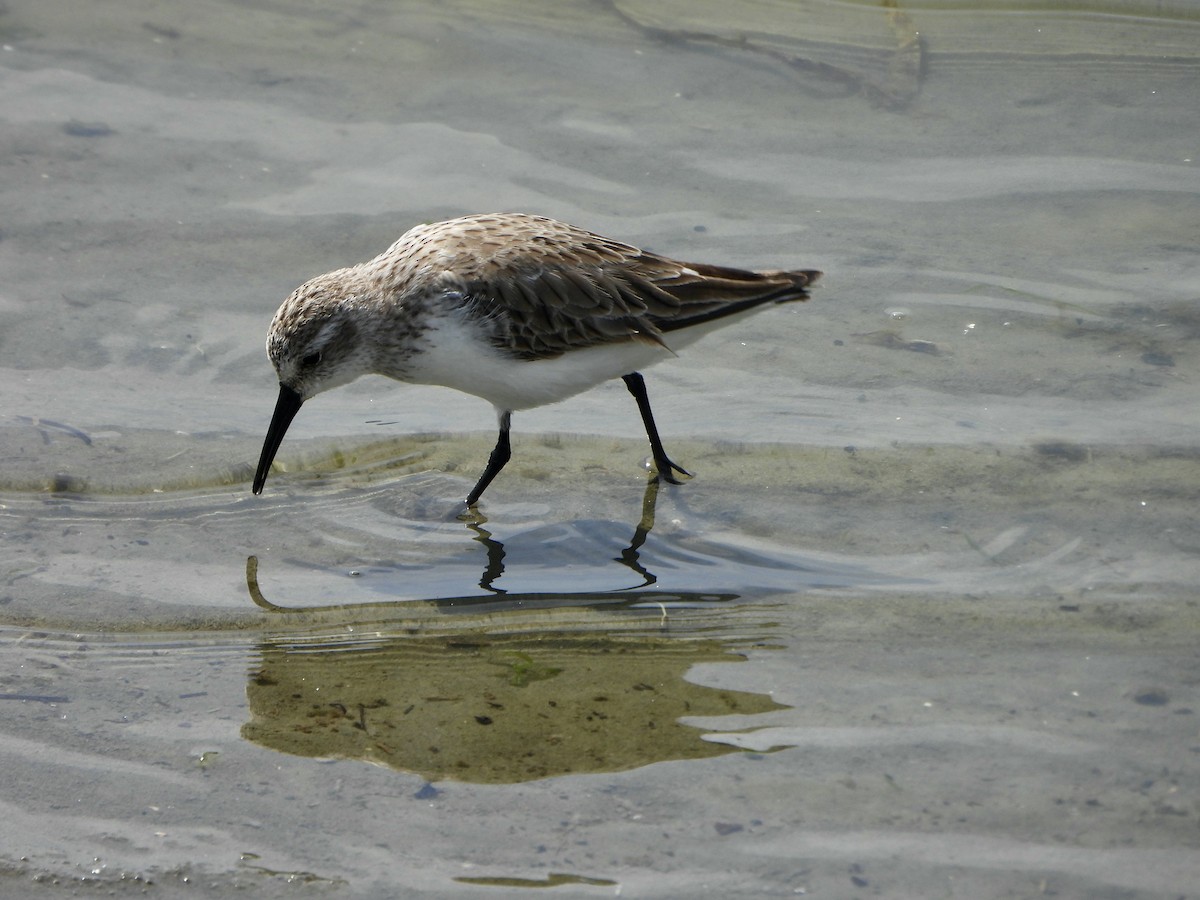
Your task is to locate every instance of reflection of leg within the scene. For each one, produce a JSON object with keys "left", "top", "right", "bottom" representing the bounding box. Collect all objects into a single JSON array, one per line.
[
  {"left": 614, "top": 478, "right": 660, "bottom": 588},
  {"left": 466, "top": 409, "right": 513, "bottom": 507},
  {"left": 466, "top": 519, "right": 507, "bottom": 594},
  {"left": 622, "top": 372, "right": 691, "bottom": 483}
]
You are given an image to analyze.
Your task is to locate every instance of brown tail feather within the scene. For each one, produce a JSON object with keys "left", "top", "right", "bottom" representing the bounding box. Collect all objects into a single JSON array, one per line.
[{"left": 655, "top": 267, "right": 822, "bottom": 333}]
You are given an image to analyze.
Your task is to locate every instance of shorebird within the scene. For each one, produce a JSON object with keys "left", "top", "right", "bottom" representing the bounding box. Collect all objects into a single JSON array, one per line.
[{"left": 251, "top": 213, "right": 820, "bottom": 507}]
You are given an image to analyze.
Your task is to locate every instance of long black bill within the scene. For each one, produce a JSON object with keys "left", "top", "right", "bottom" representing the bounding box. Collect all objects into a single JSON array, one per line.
[{"left": 252, "top": 384, "right": 304, "bottom": 495}]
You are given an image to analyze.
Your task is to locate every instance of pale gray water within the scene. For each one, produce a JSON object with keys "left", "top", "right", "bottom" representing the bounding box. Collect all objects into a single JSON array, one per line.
[{"left": 1, "top": 1, "right": 1199, "bottom": 896}]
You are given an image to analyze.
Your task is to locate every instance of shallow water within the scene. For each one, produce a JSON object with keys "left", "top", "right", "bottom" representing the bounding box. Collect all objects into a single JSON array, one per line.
[{"left": 2, "top": 0, "right": 1199, "bottom": 896}]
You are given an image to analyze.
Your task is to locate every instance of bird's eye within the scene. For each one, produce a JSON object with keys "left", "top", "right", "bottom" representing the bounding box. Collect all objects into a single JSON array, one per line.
[{"left": 301, "top": 350, "right": 322, "bottom": 368}]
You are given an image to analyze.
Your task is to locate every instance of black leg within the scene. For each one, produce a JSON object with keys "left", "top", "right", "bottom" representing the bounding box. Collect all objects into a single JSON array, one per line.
[
  {"left": 466, "top": 409, "right": 512, "bottom": 507},
  {"left": 622, "top": 372, "right": 690, "bottom": 484}
]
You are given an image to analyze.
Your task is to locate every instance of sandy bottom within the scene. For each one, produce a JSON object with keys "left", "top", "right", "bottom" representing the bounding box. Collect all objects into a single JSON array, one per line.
[{"left": 3, "top": 436, "right": 1198, "bottom": 897}]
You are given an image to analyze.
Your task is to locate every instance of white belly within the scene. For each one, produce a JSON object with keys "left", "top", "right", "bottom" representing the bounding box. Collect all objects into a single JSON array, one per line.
[{"left": 404, "top": 315, "right": 676, "bottom": 411}]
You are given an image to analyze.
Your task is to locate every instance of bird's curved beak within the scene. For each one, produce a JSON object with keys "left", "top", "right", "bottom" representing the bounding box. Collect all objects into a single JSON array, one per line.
[{"left": 252, "top": 384, "right": 304, "bottom": 494}]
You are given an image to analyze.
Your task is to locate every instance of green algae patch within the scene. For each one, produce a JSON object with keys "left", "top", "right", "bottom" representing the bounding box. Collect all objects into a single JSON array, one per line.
[{"left": 242, "top": 630, "right": 787, "bottom": 783}]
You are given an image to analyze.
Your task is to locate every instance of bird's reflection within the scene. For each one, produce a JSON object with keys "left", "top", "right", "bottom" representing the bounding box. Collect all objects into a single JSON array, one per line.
[
  {"left": 245, "top": 477, "right": 742, "bottom": 614},
  {"left": 467, "top": 479, "right": 661, "bottom": 594},
  {"left": 240, "top": 480, "right": 785, "bottom": 782}
]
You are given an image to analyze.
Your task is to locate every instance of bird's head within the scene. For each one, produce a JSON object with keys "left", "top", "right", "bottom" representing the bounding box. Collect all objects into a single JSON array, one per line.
[
  {"left": 253, "top": 272, "right": 376, "bottom": 495},
  {"left": 266, "top": 273, "right": 378, "bottom": 401}
]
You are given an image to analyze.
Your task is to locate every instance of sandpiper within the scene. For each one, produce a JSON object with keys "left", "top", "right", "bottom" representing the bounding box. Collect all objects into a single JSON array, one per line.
[{"left": 252, "top": 213, "right": 820, "bottom": 507}]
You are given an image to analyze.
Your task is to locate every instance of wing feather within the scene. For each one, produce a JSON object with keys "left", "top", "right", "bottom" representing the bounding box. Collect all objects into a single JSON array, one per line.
[{"left": 415, "top": 214, "right": 819, "bottom": 361}]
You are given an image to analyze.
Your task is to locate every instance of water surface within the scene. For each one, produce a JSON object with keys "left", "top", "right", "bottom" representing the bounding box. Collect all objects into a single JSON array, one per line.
[{"left": 1, "top": 0, "right": 1198, "bottom": 896}]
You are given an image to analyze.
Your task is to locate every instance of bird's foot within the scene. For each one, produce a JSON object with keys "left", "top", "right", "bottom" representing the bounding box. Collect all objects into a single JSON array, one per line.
[
  {"left": 648, "top": 456, "right": 692, "bottom": 485},
  {"left": 457, "top": 503, "right": 488, "bottom": 524}
]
